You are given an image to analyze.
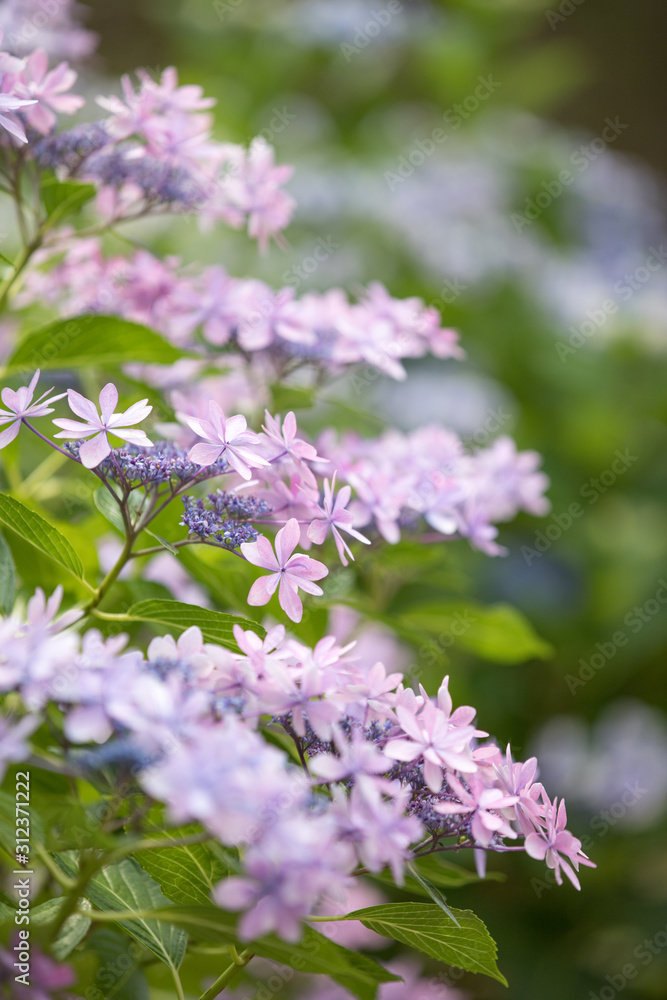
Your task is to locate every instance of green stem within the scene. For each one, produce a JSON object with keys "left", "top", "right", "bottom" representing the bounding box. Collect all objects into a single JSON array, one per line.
[
  {"left": 197, "top": 948, "right": 254, "bottom": 1000},
  {"left": 171, "top": 967, "right": 186, "bottom": 1000},
  {"left": 49, "top": 851, "right": 105, "bottom": 943},
  {"left": 81, "top": 529, "right": 135, "bottom": 614},
  {"left": 0, "top": 236, "right": 41, "bottom": 312},
  {"left": 105, "top": 830, "right": 212, "bottom": 865}
]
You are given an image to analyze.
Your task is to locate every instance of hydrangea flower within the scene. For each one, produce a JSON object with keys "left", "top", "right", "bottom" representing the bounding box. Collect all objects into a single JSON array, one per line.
[
  {"left": 0, "top": 369, "right": 65, "bottom": 449},
  {"left": 52, "top": 383, "right": 152, "bottom": 468},
  {"left": 307, "top": 473, "right": 371, "bottom": 566},
  {"left": 241, "top": 517, "right": 328, "bottom": 623},
  {"left": 6, "top": 48, "right": 84, "bottom": 134},
  {"left": 384, "top": 700, "right": 477, "bottom": 792},
  {"left": 182, "top": 401, "right": 270, "bottom": 480},
  {"left": 524, "top": 796, "right": 596, "bottom": 889}
]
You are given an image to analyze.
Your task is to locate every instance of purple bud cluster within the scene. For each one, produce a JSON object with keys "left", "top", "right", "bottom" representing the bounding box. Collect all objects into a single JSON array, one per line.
[
  {"left": 180, "top": 492, "right": 268, "bottom": 548},
  {"left": 83, "top": 149, "right": 207, "bottom": 210},
  {"left": 33, "top": 122, "right": 110, "bottom": 172},
  {"left": 63, "top": 440, "right": 230, "bottom": 486}
]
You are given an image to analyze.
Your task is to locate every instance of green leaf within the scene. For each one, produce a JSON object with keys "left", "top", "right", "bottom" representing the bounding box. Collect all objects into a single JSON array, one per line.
[
  {"left": 0, "top": 788, "right": 45, "bottom": 863},
  {"left": 94, "top": 488, "right": 125, "bottom": 534},
  {"left": 406, "top": 862, "right": 460, "bottom": 925},
  {"left": 6, "top": 315, "right": 189, "bottom": 375},
  {"left": 0, "top": 529, "right": 16, "bottom": 614},
  {"left": 145, "top": 905, "right": 399, "bottom": 1000},
  {"left": 88, "top": 928, "right": 150, "bottom": 1000},
  {"left": 342, "top": 903, "right": 507, "bottom": 986},
  {"left": 29, "top": 897, "right": 92, "bottom": 959},
  {"left": 0, "top": 493, "right": 86, "bottom": 582},
  {"left": 136, "top": 826, "right": 227, "bottom": 906},
  {"left": 56, "top": 854, "right": 187, "bottom": 972},
  {"left": 401, "top": 601, "right": 552, "bottom": 664},
  {"left": 144, "top": 531, "right": 179, "bottom": 555},
  {"left": 124, "top": 599, "right": 265, "bottom": 649},
  {"left": 41, "top": 173, "right": 96, "bottom": 221},
  {"left": 269, "top": 383, "right": 315, "bottom": 412}
]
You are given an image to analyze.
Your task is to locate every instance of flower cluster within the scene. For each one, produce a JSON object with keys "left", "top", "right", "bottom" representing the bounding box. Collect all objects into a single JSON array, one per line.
[
  {"left": 28, "top": 64, "right": 295, "bottom": 245},
  {"left": 318, "top": 426, "right": 550, "bottom": 555},
  {"left": 0, "top": 590, "right": 595, "bottom": 945},
  {"left": 0, "top": 370, "right": 551, "bottom": 621},
  {"left": 0, "top": 32, "right": 83, "bottom": 143},
  {"left": 0, "top": 0, "right": 98, "bottom": 60},
  {"left": 18, "top": 240, "right": 463, "bottom": 375}
]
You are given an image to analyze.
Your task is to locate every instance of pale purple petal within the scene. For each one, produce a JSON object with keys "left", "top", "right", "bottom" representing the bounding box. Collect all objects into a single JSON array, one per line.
[
  {"left": 79, "top": 431, "right": 111, "bottom": 468},
  {"left": 98, "top": 383, "right": 119, "bottom": 423},
  {"left": 188, "top": 442, "right": 224, "bottom": 466}
]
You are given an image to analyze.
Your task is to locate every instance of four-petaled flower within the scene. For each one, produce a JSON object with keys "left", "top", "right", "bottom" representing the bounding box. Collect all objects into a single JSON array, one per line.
[
  {"left": 307, "top": 473, "right": 371, "bottom": 566},
  {"left": 0, "top": 369, "right": 66, "bottom": 449},
  {"left": 524, "top": 795, "right": 596, "bottom": 889},
  {"left": 435, "top": 772, "right": 519, "bottom": 846},
  {"left": 384, "top": 700, "right": 477, "bottom": 792},
  {"left": 241, "top": 517, "right": 327, "bottom": 623},
  {"left": 53, "top": 383, "right": 152, "bottom": 468},
  {"left": 183, "top": 401, "right": 270, "bottom": 480},
  {"left": 9, "top": 48, "right": 84, "bottom": 135}
]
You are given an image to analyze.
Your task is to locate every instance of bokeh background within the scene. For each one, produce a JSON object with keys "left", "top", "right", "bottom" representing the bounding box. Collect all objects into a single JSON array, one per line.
[{"left": 47, "top": 1, "right": 667, "bottom": 996}]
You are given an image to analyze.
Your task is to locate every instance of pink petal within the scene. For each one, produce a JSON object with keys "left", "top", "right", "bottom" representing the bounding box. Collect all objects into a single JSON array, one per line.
[
  {"left": 287, "top": 574, "right": 323, "bottom": 597},
  {"left": 67, "top": 389, "right": 100, "bottom": 424},
  {"left": 109, "top": 398, "right": 151, "bottom": 426},
  {"left": 188, "top": 442, "right": 224, "bottom": 466},
  {"left": 307, "top": 519, "right": 329, "bottom": 545},
  {"left": 274, "top": 518, "right": 300, "bottom": 566},
  {"left": 27, "top": 48, "right": 48, "bottom": 83},
  {"left": 283, "top": 411, "right": 297, "bottom": 443},
  {"left": 240, "top": 535, "right": 279, "bottom": 571},
  {"left": 278, "top": 577, "right": 304, "bottom": 622},
  {"left": 285, "top": 554, "right": 328, "bottom": 581},
  {"left": 98, "top": 383, "right": 119, "bottom": 423},
  {"left": 112, "top": 429, "right": 153, "bottom": 447},
  {"left": 247, "top": 574, "right": 280, "bottom": 606},
  {"left": 225, "top": 414, "right": 249, "bottom": 440},
  {"left": 0, "top": 421, "right": 20, "bottom": 448},
  {"left": 524, "top": 833, "right": 548, "bottom": 861},
  {"left": 225, "top": 450, "right": 252, "bottom": 480},
  {"left": 395, "top": 705, "right": 425, "bottom": 744},
  {"left": 79, "top": 431, "right": 111, "bottom": 468},
  {"left": 52, "top": 418, "right": 98, "bottom": 438},
  {"left": 0, "top": 112, "right": 28, "bottom": 143},
  {"left": 384, "top": 739, "right": 421, "bottom": 762},
  {"left": 423, "top": 758, "right": 443, "bottom": 793}
]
